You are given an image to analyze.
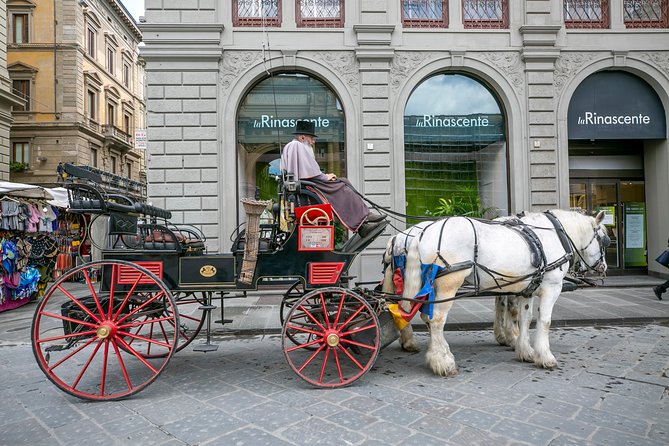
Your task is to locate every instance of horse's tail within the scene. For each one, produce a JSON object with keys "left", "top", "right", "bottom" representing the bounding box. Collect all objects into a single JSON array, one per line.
[
  {"left": 402, "top": 237, "right": 423, "bottom": 301},
  {"left": 381, "top": 235, "right": 397, "bottom": 293}
]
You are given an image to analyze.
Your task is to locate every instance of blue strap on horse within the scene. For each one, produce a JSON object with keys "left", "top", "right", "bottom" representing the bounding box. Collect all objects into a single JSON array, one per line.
[
  {"left": 392, "top": 254, "right": 406, "bottom": 278},
  {"left": 416, "top": 263, "right": 444, "bottom": 319}
]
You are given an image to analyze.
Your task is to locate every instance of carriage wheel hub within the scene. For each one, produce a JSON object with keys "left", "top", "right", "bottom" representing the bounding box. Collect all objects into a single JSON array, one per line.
[
  {"left": 326, "top": 333, "right": 339, "bottom": 347},
  {"left": 96, "top": 324, "right": 113, "bottom": 339}
]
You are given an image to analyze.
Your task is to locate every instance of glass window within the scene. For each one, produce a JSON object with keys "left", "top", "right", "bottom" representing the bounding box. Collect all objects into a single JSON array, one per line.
[
  {"left": 297, "top": 0, "right": 344, "bottom": 27},
  {"left": 233, "top": 0, "right": 281, "bottom": 26},
  {"left": 123, "top": 113, "right": 132, "bottom": 134},
  {"left": 564, "top": 0, "right": 610, "bottom": 28},
  {"left": 107, "top": 47, "right": 115, "bottom": 74},
  {"left": 91, "top": 147, "right": 98, "bottom": 168},
  {"left": 463, "top": 0, "right": 509, "bottom": 29},
  {"left": 126, "top": 162, "right": 132, "bottom": 179},
  {"left": 12, "top": 80, "right": 30, "bottom": 111},
  {"left": 87, "top": 27, "right": 97, "bottom": 57},
  {"left": 123, "top": 62, "right": 131, "bottom": 87},
  {"left": 12, "top": 14, "right": 29, "bottom": 43},
  {"left": 404, "top": 73, "right": 508, "bottom": 220},
  {"left": 12, "top": 142, "right": 29, "bottom": 164},
  {"left": 402, "top": 0, "right": 448, "bottom": 28},
  {"left": 111, "top": 156, "right": 117, "bottom": 173},
  {"left": 107, "top": 103, "right": 115, "bottom": 125},
  {"left": 87, "top": 90, "right": 97, "bottom": 120},
  {"left": 624, "top": 0, "right": 668, "bottom": 28},
  {"left": 237, "top": 72, "right": 346, "bottom": 201}
]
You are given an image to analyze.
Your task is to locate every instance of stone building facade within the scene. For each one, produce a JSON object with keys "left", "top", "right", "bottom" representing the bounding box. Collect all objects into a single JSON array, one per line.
[
  {"left": 0, "top": 1, "right": 24, "bottom": 180},
  {"left": 140, "top": 0, "right": 669, "bottom": 280},
  {"left": 7, "top": 0, "right": 146, "bottom": 189}
]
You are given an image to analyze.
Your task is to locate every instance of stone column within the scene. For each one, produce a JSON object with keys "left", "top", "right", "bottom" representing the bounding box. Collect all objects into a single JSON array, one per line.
[{"left": 520, "top": 4, "right": 562, "bottom": 210}]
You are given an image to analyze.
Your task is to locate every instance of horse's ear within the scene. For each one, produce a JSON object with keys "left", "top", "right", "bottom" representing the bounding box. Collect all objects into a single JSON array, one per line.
[{"left": 595, "top": 210, "right": 606, "bottom": 224}]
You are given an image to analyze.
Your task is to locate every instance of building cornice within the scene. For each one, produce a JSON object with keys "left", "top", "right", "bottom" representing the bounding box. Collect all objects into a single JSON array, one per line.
[
  {"left": 139, "top": 24, "right": 224, "bottom": 61},
  {"left": 105, "top": 0, "right": 142, "bottom": 41},
  {"left": 0, "top": 88, "right": 24, "bottom": 107}
]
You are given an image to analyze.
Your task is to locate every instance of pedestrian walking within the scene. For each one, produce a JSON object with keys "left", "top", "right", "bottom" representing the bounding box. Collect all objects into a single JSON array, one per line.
[{"left": 653, "top": 238, "right": 669, "bottom": 300}]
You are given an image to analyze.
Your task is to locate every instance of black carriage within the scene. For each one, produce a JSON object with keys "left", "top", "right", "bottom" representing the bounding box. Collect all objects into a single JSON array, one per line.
[{"left": 31, "top": 175, "right": 397, "bottom": 400}]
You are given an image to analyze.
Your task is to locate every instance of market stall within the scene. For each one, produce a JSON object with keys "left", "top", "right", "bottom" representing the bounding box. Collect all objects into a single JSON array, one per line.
[{"left": 0, "top": 181, "right": 76, "bottom": 313}]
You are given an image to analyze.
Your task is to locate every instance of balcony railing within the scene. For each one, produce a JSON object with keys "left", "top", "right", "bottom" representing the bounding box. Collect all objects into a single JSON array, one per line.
[
  {"left": 624, "top": 0, "right": 668, "bottom": 27},
  {"left": 102, "top": 124, "right": 133, "bottom": 152},
  {"left": 402, "top": 0, "right": 449, "bottom": 28},
  {"left": 85, "top": 118, "right": 101, "bottom": 133},
  {"left": 463, "top": 0, "right": 508, "bottom": 28},
  {"left": 564, "top": 0, "right": 610, "bottom": 28},
  {"left": 233, "top": 0, "right": 281, "bottom": 26},
  {"left": 296, "top": 0, "right": 344, "bottom": 28}
]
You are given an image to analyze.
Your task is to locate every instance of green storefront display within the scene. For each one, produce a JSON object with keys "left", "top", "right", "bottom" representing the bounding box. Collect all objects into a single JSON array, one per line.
[{"left": 624, "top": 202, "right": 647, "bottom": 267}]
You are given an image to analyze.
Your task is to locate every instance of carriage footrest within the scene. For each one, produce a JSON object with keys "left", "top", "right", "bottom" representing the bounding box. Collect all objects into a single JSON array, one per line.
[
  {"left": 214, "top": 319, "right": 233, "bottom": 324},
  {"left": 199, "top": 305, "right": 217, "bottom": 311}
]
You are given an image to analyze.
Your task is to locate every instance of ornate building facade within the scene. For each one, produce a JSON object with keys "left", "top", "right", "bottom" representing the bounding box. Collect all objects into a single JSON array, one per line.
[
  {"left": 0, "top": 1, "right": 24, "bottom": 180},
  {"left": 7, "top": 0, "right": 146, "bottom": 189},
  {"left": 140, "top": 1, "right": 669, "bottom": 279}
]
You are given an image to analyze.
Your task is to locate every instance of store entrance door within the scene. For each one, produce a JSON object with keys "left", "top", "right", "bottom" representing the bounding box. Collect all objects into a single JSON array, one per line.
[{"left": 569, "top": 180, "right": 647, "bottom": 272}]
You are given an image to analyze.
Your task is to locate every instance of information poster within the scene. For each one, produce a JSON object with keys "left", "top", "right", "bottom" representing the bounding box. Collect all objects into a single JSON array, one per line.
[{"left": 624, "top": 202, "right": 647, "bottom": 267}]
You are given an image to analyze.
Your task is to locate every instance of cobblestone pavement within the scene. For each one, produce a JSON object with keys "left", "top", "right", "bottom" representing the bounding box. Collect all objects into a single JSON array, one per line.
[{"left": 1, "top": 323, "right": 667, "bottom": 445}]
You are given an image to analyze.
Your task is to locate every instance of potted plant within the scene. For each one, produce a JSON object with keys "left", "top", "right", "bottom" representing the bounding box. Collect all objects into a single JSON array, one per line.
[{"left": 9, "top": 161, "right": 29, "bottom": 173}]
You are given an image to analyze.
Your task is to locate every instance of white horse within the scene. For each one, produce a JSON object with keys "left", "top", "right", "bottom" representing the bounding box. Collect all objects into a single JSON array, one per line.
[{"left": 401, "top": 209, "right": 609, "bottom": 376}]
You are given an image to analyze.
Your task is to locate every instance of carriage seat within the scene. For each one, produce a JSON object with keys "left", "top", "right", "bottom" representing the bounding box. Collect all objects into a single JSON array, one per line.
[{"left": 141, "top": 223, "right": 206, "bottom": 254}]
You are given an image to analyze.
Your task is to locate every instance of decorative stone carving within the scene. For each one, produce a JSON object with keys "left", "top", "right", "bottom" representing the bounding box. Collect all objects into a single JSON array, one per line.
[
  {"left": 554, "top": 53, "right": 595, "bottom": 95},
  {"left": 313, "top": 52, "right": 359, "bottom": 95},
  {"left": 220, "top": 51, "right": 262, "bottom": 92},
  {"left": 390, "top": 52, "right": 432, "bottom": 91},
  {"left": 482, "top": 52, "right": 524, "bottom": 94},
  {"left": 638, "top": 52, "right": 669, "bottom": 75}
]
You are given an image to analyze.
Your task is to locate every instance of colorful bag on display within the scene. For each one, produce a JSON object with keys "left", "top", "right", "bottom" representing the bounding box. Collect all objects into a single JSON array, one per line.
[{"left": 655, "top": 249, "right": 669, "bottom": 268}]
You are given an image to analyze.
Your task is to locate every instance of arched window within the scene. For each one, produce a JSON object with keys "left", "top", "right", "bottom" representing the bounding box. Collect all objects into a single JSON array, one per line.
[
  {"left": 404, "top": 73, "right": 508, "bottom": 218},
  {"left": 237, "top": 72, "right": 346, "bottom": 201}
]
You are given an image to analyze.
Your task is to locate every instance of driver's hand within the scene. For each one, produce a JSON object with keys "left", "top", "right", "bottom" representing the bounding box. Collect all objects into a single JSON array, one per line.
[{"left": 327, "top": 173, "right": 337, "bottom": 181}]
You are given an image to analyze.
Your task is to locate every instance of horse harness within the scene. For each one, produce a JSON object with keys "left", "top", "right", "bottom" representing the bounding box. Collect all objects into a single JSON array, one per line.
[{"left": 420, "top": 211, "right": 579, "bottom": 299}]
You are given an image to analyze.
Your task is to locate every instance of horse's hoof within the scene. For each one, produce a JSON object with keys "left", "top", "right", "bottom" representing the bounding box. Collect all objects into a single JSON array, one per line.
[
  {"left": 401, "top": 342, "right": 420, "bottom": 353},
  {"left": 516, "top": 349, "right": 535, "bottom": 363},
  {"left": 536, "top": 357, "right": 558, "bottom": 369},
  {"left": 431, "top": 365, "right": 458, "bottom": 377},
  {"left": 495, "top": 334, "right": 507, "bottom": 346}
]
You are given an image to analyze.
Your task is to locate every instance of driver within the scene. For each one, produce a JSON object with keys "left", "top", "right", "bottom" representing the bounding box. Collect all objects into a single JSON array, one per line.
[{"left": 280, "top": 120, "right": 386, "bottom": 237}]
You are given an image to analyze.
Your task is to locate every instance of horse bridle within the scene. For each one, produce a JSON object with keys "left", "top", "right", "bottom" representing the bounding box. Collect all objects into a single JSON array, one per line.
[
  {"left": 576, "top": 223, "right": 611, "bottom": 274},
  {"left": 545, "top": 211, "right": 610, "bottom": 275}
]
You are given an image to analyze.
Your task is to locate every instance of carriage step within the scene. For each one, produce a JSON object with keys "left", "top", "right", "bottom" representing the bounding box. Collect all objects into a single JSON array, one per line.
[
  {"left": 199, "top": 305, "right": 217, "bottom": 311},
  {"left": 214, "top": 319, "right": 233, "bottom": 324},
  {"left": 193, "top": 343, "right": 219, "bottom": 352}
]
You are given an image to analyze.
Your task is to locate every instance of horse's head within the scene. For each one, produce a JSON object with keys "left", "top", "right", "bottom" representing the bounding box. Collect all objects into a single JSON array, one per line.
[{"left": 573, "top": 210, "right": 610, "bottom": 276}]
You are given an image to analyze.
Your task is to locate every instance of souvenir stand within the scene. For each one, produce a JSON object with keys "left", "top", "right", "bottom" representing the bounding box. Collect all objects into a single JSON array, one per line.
[{"left": 0, "top": 182, "right": 70, "bottom": 313}]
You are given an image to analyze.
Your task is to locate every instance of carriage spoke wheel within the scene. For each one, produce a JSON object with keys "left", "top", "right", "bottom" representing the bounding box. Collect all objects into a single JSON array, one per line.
[
  {"left": 122, "top": 291, "right": 206, "bottom": 357},
  {"left": 282, "top": 281, "right": 320, "bottom": 350},
  {"left": 31, "top": 260, "right": 178, "bottom": 401},
  {"left": 282, "top": 287, "right": 380, "bottom": 388},
  {"left": 280, "top": 280, "right": 304, "bottom": 325}
]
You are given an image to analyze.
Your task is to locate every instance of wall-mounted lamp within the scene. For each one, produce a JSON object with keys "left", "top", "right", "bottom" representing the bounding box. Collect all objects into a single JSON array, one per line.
[{"left": 37, "top": 156, "right": 48, "bottom": 162}]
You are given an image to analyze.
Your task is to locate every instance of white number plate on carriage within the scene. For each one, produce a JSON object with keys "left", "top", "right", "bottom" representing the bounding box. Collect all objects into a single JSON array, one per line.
[{"left": 298, "top": 226, "right": 334, "bottom": 251}]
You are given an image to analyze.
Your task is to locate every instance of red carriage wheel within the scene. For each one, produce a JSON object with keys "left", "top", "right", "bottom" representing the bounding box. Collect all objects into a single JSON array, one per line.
[
  {"left": 122, "top": 291, "right": 206, "bottom": 357},
  {"left": 171, "top": 292, "right": 206, "bottom": 352},
  {"left": 31, "top": 260, "right": 178, "bottom": 401},
  {"left": 282, "top": 287, "right": 380, "bottom": 388},
  {"left": 280, "top": 280, "right": 305, "bottom": 325}
]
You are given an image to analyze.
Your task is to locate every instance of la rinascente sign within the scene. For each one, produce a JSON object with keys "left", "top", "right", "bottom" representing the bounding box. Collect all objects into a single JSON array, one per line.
[{"left": 568, "top": 71, "right": 666, "bottom": 140}]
